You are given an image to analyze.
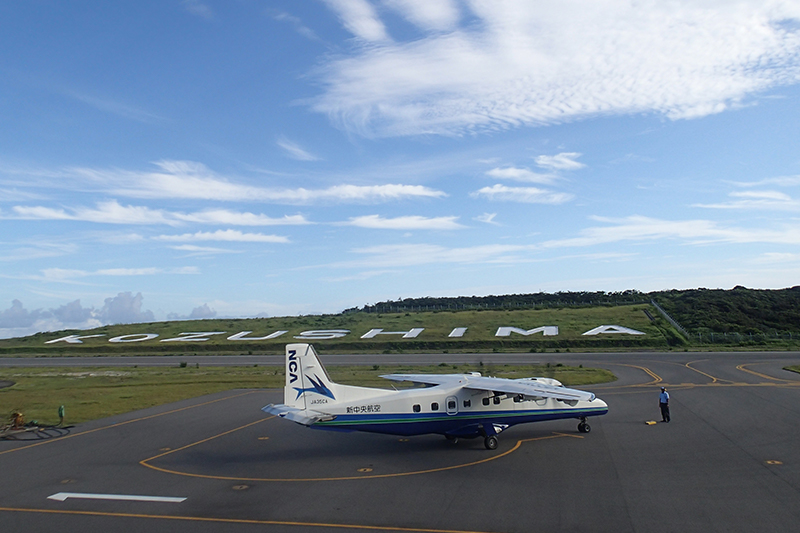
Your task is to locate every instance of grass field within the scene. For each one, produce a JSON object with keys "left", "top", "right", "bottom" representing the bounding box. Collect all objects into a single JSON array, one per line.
[{"left": 0, "top": 363, "right": 616, "bottom": 426}]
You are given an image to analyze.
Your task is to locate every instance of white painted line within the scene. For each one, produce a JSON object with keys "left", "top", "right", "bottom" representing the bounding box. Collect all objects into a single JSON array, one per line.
[{"left": 48, "top": 492, "right": 186, "bottom": 503}]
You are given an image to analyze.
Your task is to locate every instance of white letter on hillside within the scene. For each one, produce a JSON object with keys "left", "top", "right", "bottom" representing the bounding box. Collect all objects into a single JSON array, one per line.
[
  {"left": 109, "top": 334, "right": 159, "bottom": 343},
  {"left": 582, "top": 325, "right": 645, "bottom": 336},
  {"left": 360, "top": 328, "right": 424, "bottom": 339},
  {"left": 45, "top": 334, "right": 106, "bottom": 344},
  {"left": 495, "top": 326, "right": 558, "bottom": 337},
  {"left": 228, "top": 331, "right": 288, "bottom": 341},
  {"left": 160, "top": 332, "right": 226, "bottom": 342},
  {"left": 448, "top": 327, "right": 467, "bottom": 338},
  {"left": 293, "top": 330, "right": 350, "bottom": 340}
]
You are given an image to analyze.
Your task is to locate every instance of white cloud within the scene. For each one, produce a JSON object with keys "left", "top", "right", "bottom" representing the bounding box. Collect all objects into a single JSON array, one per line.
[
  {"left": 289, "top": 183, "right": 446, "bottom": 203},
  {"left": 174, "top": 210, "right": 311, "bottom": 226},
  {"left": 344, "top": 214, "right": 465, "bottom": 230},
  {"left": 0, "top": 188, "right": 47, "bottom": 201},
  {"left": 69, "top": 160, "right": 446, "bottom": 204},
  {"left": 347, "top": 243, "right": 535, "bottom": 267},
  {"left": 695, "top": 189, "right": 800, "bottom": 211},
  {"left": 471, "top": 184, "right": 574, "bottom": 204},
  {"left": 313, "top": 1, "right": 800, "bottom": 136},
  {"left": 321, "top": 269, "right": 401, "bottom": 282},
  {"left": 39, "top": 267, "right": 199, "bottom": 282},
  {"left": 98, "top": 292, "right": 155, "bottom": 324},
  {"left": 730, "top": 191, "right": 792, "bottom": 201},
  {"left": 384, "top": 0, "right": 460, "bottom": 31},
  {"left": 733, "top": 175, "right": 800, "bottom": 188},
  {"left": 269, "top": 11, "right": 321, "bottom": 41},
  {"left": 11, "top": 201, "right": 176, "bottom": 225},
  {"left": 277, "top": 136, "right": 320, "bottom": 161},
  {"left": 692, "top": 174, "right": 800, "bottom": 210},
  {"left": 153, "top": 230, "right": 290, "bottom": 243},
  {"left": 753, "top": 252, "right": 800, "bottom": 264},
  {"left": 168, "top": 244, "right": 241, "bottom": 255},
  {"left": 322, "top": 0, "right": 390, "bottom": 42},
  {"left": 183, "top": 0, "right": 213, "bottom": 20},
  {"left": 535, "top": 152, "right": 585, "bottom": 171},
  {"left": 67, "top": 92, "right": 166, "bottom": 124},
  {"left": 189, "top": 303, "right": 216, "bottom": 319},
  {"left": 331, "top": 213, "right": 800, "bottom": 271},
  {"left": 0, "top": 242, "right": 78, "bottom": 262},
  {"left": 474, "top": 213, "right": 499, "bottom": 225},
  {"left": 542, "top": 215, "right": 800, "bottom": 248},
  {"left": 0, "top": 293, "right": 189, "bottom": 338},
  {"left": 8, "top": 200, "right": 314, "bottom": 226},
  {"left": 485, "top": 167, "right": 557, "bottom": 184},
  {"left": 167, "top": 302, "right": 217, "bottom": 320}
]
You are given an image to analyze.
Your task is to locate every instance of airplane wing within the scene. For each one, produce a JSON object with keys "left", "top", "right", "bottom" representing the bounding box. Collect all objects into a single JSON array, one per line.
[
  {"left": 380, "top": 374, "right": 466, "bottom": 387},
  {"left": 381, "top": 374, "right": 595, "bottom": 402},
  {"left": 261, "top": 404, "right": 336, "bottom": 426},
  {"left": 464, "top": 376, "right": 595, "bottom": 401}
]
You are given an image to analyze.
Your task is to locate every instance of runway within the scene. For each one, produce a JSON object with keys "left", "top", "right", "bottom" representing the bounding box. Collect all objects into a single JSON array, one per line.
[{"left": 1, "top": 351, "right": 799, "bottom": 532}]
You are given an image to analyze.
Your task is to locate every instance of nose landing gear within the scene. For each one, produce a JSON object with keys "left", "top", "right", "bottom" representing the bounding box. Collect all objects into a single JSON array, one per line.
[{"left": 577, "top": 417, "right": 591, "bottom": 433}]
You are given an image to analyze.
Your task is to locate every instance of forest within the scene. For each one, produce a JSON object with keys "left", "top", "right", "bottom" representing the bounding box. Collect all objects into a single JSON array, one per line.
[{"left": 347, "top": 286, "right": 800, "bottom": 336}]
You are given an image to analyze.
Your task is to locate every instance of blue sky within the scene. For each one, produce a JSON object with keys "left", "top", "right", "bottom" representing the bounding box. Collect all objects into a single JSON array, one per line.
[{"left": 2, "top": 0, "right": 800, "bottom": 338}]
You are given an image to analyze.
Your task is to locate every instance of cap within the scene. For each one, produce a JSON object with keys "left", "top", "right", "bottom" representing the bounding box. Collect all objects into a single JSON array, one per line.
[{"left": 661, "top": 387, "right": 666, "bottom": 390}]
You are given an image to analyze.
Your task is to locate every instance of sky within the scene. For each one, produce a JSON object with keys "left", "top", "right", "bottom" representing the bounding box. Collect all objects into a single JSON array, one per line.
[{"left": 2, "top": 0, "right": 800, "bottom": 339}]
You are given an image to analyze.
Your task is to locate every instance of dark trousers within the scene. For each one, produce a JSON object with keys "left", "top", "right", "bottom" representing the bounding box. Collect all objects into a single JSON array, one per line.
[{"left": 660, "top": 403, "right": 670, "bottom": 422}]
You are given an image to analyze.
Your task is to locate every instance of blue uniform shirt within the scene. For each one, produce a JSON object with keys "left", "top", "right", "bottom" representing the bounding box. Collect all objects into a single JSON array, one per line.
[{"left": 659, "top": 391, "right": 669, "bottom": 404}]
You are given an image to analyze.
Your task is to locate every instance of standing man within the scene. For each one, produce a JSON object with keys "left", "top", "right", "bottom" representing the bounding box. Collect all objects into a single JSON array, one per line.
[{"left": 659, "top": 386, "right": 670, "bottom": 423}]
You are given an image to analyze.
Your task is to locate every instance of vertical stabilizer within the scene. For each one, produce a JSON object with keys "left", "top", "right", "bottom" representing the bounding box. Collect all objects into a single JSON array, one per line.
[{"left": 283, "top": 343, "right": 337, "bottom": 408}]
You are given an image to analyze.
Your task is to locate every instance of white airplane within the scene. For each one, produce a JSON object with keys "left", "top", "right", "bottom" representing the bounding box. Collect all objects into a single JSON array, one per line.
[{"left": 262, "top": 343, "right": 608, "bottom": 450}]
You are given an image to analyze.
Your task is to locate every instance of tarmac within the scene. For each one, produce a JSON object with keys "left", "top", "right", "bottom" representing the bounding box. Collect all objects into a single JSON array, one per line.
[{"left": 1, "top": 351, "right": 799, "bottom": 532}]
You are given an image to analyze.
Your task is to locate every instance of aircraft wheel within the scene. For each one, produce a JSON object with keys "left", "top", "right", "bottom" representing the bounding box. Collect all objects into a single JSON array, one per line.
[
  {"left": 445, "top": 435, "right": 459, "bottom": 444},
  {"left": 578, "top": 422, "right": 591, "bottom": 433},
  {"left": 484, "top": 436, "right": 498, "bottom": 450}
]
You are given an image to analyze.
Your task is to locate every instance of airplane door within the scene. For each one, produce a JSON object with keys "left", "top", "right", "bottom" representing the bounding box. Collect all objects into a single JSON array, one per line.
[{"left": 446, "top": 396, "right": 458, "bottom": 415}]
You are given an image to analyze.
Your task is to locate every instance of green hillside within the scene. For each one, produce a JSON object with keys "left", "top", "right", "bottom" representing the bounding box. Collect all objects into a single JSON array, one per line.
[
  {"left": 652, "top": 286, "right": 800, "bottom": 335},
  {"left": 4, "top": 286, "right": 800, "bottom": 356},
  {"left": 1, "top": 303, "right": 671, "bottom": 356}
]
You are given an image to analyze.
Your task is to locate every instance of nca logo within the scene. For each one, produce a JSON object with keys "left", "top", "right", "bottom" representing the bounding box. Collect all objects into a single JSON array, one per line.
[
  {"left": 288, "top": 349, "right": 298, "bottom": 384},
  {"left": 294, "top": 375, "right": 336, "bottom": 401}
]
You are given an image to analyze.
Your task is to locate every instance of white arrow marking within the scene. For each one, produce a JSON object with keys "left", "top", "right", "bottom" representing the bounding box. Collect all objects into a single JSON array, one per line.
[{"left": 48, "top": 492, "right": 186, "bottom": 503}]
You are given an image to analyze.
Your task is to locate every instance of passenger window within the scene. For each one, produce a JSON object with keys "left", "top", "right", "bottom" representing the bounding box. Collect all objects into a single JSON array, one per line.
[
  {"left": 463, "top": 399, "right": 471, "bottom": 408},
  {"left": 493, "top": 396, "right": 501, "bottom": 405},
  {"left": 413, "top": 404, "right": 421, "bottom": 413},
  {"left": 448, "top": 400, "right": 456, "bottom": 410},
  {"left": 431, "top": 402, "right": 439, "bottom": 411},
  {"left": 482, "top": 397, "right": 490, "bottom": 406}
]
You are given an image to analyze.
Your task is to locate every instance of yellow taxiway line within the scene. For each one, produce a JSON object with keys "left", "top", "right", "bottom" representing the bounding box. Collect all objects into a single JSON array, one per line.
[
  {"left": 0, "top": 506, "right": 501, "bottom": 533},
  {"left": 140, "top": 422, "right": 582, "bottom": 482}
]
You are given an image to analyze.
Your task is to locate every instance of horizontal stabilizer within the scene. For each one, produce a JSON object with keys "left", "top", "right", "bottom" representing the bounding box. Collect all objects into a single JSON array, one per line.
[{"left": 262, "top": 404, "right": 336, "bottom": 426}]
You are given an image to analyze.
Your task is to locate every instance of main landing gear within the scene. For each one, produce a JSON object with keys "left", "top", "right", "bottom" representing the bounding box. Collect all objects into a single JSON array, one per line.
[
  {"left": 484, "top": 435, "right": 498, "bottom": 450},
  {"left": 577, "top": 417, "right": 591, "bottom": 433}
]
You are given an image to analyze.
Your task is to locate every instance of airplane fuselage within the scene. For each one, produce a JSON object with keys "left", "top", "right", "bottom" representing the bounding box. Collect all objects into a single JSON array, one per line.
[
  {"left": 264, "top": 344, "right": 608, "bottom": 449},
  {"left": 306, "top": 383, "right": 607, "bottom": 438}
]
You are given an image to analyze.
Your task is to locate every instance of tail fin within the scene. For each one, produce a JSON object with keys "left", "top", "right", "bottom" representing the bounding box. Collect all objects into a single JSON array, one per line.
[{"left": 284, "top": 343, "right": 337, "bottom": 409}]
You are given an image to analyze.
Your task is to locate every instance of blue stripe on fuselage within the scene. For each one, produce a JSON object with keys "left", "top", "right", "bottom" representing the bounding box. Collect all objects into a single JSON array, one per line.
[{"left": 313, "top": 406, "right": 607, "bottom": 437}]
